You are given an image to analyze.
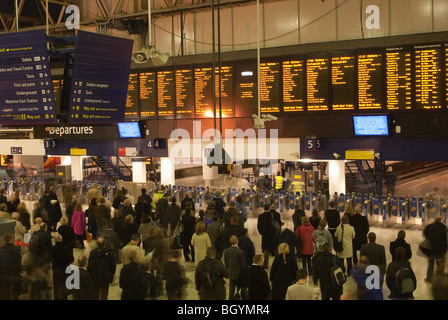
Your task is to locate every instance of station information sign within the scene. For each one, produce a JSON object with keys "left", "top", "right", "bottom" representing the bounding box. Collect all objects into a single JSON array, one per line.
[
  {"left": 157, "top": 70, "right": 175, "bottom": 117},
  {"left": 125, "top": 73, "right": 139, "bottom": 119},
  {"left": 386, "top": 48, "right": 412, "bottom": 110},
  {"left": 414, "top": 44, "right": 443, "bottom": 110},
  {"left": 358, "top": 53, "right": 383, "bottom": 110},
  {"left": 68, "top": 31, "right": 133, "bottom": 124},
  {"left": 0, "top": 30, "right": 57, "bottom": 125},
  {"left": 331, "top": 54, "right": 356, "bottom": 111},
  {"left": 306, "top": 56, "right": 330, "bottom": 111},
  {"left": 140, "top": 72, "right": 157, "bottom": 118},
  {"left": 283, "top": 59, "right": 305, "bottom": 112},
  {"left": 175, "top": 68, "right": 194, "bottom": 118},
  {"left": 260, "top": 62, "right": 281, "bottom": 114}
]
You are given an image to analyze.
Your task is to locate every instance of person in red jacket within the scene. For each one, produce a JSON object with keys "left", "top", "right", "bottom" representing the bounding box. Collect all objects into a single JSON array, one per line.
[{"left": 298, "top": 216, "right": 315, "bottom": 275}]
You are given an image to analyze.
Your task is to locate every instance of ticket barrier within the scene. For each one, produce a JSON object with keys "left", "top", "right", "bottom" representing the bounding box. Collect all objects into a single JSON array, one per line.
[{"left": 337, "top": 193, "right": 346, "bottom": 214}]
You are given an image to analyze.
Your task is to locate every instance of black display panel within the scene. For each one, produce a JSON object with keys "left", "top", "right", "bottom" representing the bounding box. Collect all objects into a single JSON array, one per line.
[
  {"left": 67, "top": 31, "right": 133, "bottom": 123},
  {"left": 194, "top": 65, "right": 213, "bottom": 118},
  {"left": 215, "top": 65, "right": 235, "bottom": 118},
  {"left": 386, "top": 48, "right": 412, "bottom": 111},
  {"left": 282, "top": 59, "right": 305, "bottom": 112},
  {"left": 260, "top": 62, "right": 281, "bottom": 114},
  {"left": 175, "top": 68, "right": 194, "bottom": 118},
  {"left": 140, "top": 72, "right": 157, "bottom": 118},
  {"left": 0, "top": 30, "right": 57, "bottom": 125},
  {"left": 306, "top": 54, "right": 330, "bottom": 111},
  {"left": 53, "top": 79, "right": 63, "bottom": 114},
  {"left": 415, "top": 44, "right": 443, "bottom": 110},
  {"left": 331, "top": 53, "right": 356, "bottom": 111},
  {"left": 157, "top": 70, "right": 175, "bottom": 117},
  {"left": 235, "top": 61, "right": 257, "bottom": 118},
  {"left": 125, "top": 73, "right": 139, "bottom": 119},
  {"left": 358, "top": 52, "right": 383, "bottom": 110}
]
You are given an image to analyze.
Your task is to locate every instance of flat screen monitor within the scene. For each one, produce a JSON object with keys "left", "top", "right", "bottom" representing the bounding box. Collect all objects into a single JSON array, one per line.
[
  {"left": 353, "top": 115, "right": 389, "bottom": 136},
  {"left": 118, "top": 122, "right": 142, "bottom": 138}
]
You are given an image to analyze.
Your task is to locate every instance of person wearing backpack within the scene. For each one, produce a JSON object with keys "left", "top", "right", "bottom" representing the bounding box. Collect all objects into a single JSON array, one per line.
[
  {"left": 312, "top": 219, "right": 333, "bottom": 258},
  {"left": 386, "top": 246, "right": 417, "bottom": 300},
  {"left": 194, "top": 247, "right": 230, "bottom": 300},
  {"left": 313, "top": 243, "right": 344, "bottom": 300}
]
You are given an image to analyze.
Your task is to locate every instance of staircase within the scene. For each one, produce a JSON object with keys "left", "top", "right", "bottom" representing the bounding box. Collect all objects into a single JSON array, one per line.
[
  {"left": 345, "top": 160, "right": 380, "bottom": 195},
  {"left": 90, "top": 156, "right": 130, "bottom": 181}
]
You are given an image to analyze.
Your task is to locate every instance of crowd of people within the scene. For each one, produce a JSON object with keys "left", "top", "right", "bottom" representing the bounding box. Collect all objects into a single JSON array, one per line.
[{"left": 0, "top": 185, "right": 447, "bottom": 301}]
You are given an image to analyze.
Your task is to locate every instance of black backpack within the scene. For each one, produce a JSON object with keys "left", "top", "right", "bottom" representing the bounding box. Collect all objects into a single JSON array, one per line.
[
  {"left": 199, "top": 258, "right": 219, "bottom": 289},
  {"left": 396, "top": 265, "right": 415, "bottom": 295},
  {"left": 330, "top": 256, "right": 346, "bottom": 289}
]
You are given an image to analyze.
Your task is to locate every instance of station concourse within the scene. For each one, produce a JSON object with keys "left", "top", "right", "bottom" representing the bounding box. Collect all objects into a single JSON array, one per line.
[{"left": 1, "top": 0, "right": 448, "bottom": 304}]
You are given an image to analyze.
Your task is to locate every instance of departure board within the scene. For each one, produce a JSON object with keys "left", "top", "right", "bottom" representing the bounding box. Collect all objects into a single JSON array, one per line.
[
  {"left": 68, "top": 31, "right": 133, "bottom": 123},
  {"left": 260, "top": 62, "right": 281, "bottom": 113},
  {"left": 215, "top": 65, "right": 234, "bottom": 117},
  {"left": 386, "top": 48, "right": 412, "bottom": 110},
  {"left": 358, "top": 53, "right": 382, "bottom": 110},
  {"left": 175, "top": 68, "right": 194, "bottom": 118},
  {"left": 157, "top": 70, "right": 175, "bottom": 117},
  {"left": 0, "top": 30, "right": 57, "bottom": 125},
  {"left": 194, "top": 66, "right": 213, "bottom": 118},
  {"left": 53, "top": 79, "right": 62, "bottom": 114},
  {"left": 332, "top": 55, "right": 355, "bottom": 111},
  {"left": 235, "top": 62, "right": 257, "bottom": 118},
  {"left": 415, "top": 44, "right": 443, "bottom": 110},
  {"left": 283, "top": 59, "right": 305, "bottom": 112},
  {"left": 140, "top": 72, "right": 156, "bottom": 118},
  {"left": 125, "top": 73, "right": 139, "bottom": 119},
  {"left": 306, "top": 56, "right": 329, "bottom": 111}
]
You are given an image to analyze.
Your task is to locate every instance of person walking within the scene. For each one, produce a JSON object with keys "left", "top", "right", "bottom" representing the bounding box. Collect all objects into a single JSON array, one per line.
[
  {"left": 239, "top": 254, "right": 271, "bottom": 300},
  {"left": 223, "top": 235, "right": 246, "bottom": 300},
  {"left": 181, "top": 203, "right": 196, "bottom": 262},
  {"left": 386, "top": 247, "right": 417, "bottom": 300},
  {"left": 423, "top": 215, "right": 448, "bottom": 282},
  {"left": 298, "top": 216, "right": 315, "bottom": 276},
  {"left": 87, "top": 237, "right": 116, "bottom": 300},
  {"left": 270, "top": 243, "right": 298, "bottom": 300},
  {"left": 285, "top": 269, "right": 317, "bottom": 300},
  {"left": 350, "top": 206, "right": 370, "bottom": 265},
  {"left": 191, "top": 222, "right": 212, "bottom": 266},
  {"left": 390, "top": 230, "right": 412, "bottom": 262},
  {"left": 334, "top": 215, "right": 355, "bottom": 276},
  {"left": 313, "top": 243, "right": 344, "bottom": 300},
  {"left": 71, "top": 203, "right": 87, "bottom": 249},
  {"left": 360, "top": 232, "right": 387, "bottom": 298},
  {"left": 257, "top": 203, "right": 276, "bottom": 269}
]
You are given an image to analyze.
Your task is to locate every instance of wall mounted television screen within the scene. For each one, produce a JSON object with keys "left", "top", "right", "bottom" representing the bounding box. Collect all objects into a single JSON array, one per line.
[
  {"left": 118, "top": 122, "right": 142, "bottom": 138},
  {"left": 353, "top": 115, "right": 389, "bottom": 136}
]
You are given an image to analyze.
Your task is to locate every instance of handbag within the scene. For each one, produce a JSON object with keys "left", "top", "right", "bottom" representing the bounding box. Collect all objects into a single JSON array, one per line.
[
  {"left": 418, "top": 239, "right": 432, "bottom": 258},
  {"left": 333, "top": 225, "right": 344, "bottom": 253}
]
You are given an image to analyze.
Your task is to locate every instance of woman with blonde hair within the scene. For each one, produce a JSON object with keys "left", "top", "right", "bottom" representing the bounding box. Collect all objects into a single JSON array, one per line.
[
  {"left": 270, "top": 242, "right": 298, "bottom": 300},
  {"left": 191, "top": 221, "right": 211, "bottom": 266}
]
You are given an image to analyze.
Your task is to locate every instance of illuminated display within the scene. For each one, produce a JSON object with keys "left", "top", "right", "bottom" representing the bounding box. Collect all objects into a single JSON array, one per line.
[
  {"left": 53, "top": 79, "right": 62, "bottom": 114},
  {"left": 157, "top": 70, "right": 175, "bottom": 117},
  {"left": 260, "top": 62, "right": 281, "bottom": 113},
  {"left": 386, "top": 49, "right": 412, "bottom": 110},
  {"left": 307, "top": 57, "right": 329, "bottom": 111},
  {"left": 175, "top": 68, "right": 194, "bottom": 118},
  {"left": 140, "top": 72, "right": 156, "bottom": 118},
  {"left": 415, "top": 44, "right": 443, "bottom": 110},
  {"left": 235, "top": 62, "right": 257, "bottom": 118},
  {"left": 332, "top": 55, "right": 355, "bottom": 111},
  {"left": 358, "top": 53, "right": 382, "bottom": 110},
  {"left": 215, "top": 65, "right": 234, "bottom": 117},
  {"left": 125, "top": 73, "right": 139, "bottom": 118},
  {"left": 194, "top": 66, "right": 213, "bottom": 117},
  {"left": 283, "top": 59, "right": 305, "bottom": 112}
]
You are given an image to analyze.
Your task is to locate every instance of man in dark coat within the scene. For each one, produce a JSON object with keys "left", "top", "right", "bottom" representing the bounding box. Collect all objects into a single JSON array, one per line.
[
  {"left": 360, "top": 232, "right": 387, "bottom": 299},
  {"left": 0, "top": 233, "right": 22, "bottom": 300},
  {"left": 72, "top": 255, "right": 95, "bottom": 300},
  {"left": 350, "top": 206, "right": 370, "bottom": 265},
  {"left": 49, "top": 186, "right": 63, "bottom": 232},
  {"left": 257, "top": 203, "right": 276, "bottom": 269},
  {"left": 223, "top": 235, "right": 246, "bottom": 300},
  {"left": 49, "top": 234, "right": 74, "bottom": 300},
  {"left": 390, "top": 230, "right": 412, "bottom": 262},
  {"left": 324, "top": 201, "right": 340, "bottom": 239},
  {"left": 423, "top": 215, "right": 448, "bottom": 282},
  {"left": 386, "top": 246, "right": 417, "bottom": 300},
  {"left": 87, "top": 237, "right": 116, "bottom": 300},
  {"left": 213, "top": 191, "right": 227, "bottom": 221},
  {"left": 313, "top": 243, "right": 344, "bottom": 300},
  {"left": 242, "top": 254, "right": 271, "bottom": 300}
]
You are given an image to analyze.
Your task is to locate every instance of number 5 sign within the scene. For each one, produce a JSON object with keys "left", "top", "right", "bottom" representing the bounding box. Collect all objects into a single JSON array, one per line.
[{"left": 304, "top": 138, "right": 321, "bottom": 151}]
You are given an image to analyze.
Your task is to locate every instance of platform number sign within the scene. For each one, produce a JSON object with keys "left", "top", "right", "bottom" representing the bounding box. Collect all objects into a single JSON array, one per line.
[
  {"left": 305, "top": 138, "right": 321, "bottom": 151},
  {"left": 147, "top": 139, "right": 166, "bottom": 150},
  {"left": 44, "top": 140, "right": 57, "bottom": 149}
]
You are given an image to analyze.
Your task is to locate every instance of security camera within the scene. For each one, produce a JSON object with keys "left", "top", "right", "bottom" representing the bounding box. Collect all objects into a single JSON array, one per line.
[
  {"left": 132, "top": 47, "right": 151, "bottom": 64},
  {"left": 333, "top": 153, "right": 341, "bottom": 159},
  {"left": 263, "top": 114, "right": 278, "bottom": 121}
]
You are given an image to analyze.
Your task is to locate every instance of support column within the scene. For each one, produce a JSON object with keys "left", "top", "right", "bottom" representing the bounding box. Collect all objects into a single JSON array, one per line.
[
  {"left": 71, "top": 156, "right": 83, "bottom": 181},
  {"left": 160, "top": 157, "right": 175, "bottom": 186},
  {"left": 202, "top": 158, "right": 219, "bottom": 188},
  {"left": 328, "top": 160, "right": 346, "bottom": 197},
  {"left": 132, "top": 158, "right": 147, "bottom": 183}
]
